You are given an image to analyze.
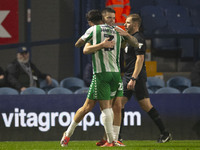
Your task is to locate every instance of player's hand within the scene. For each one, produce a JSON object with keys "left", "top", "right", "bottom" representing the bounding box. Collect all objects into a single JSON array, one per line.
[
  {"left": 115, "top": 27, "right": 129, "bottom": 37},
  {"left": 127, "top": 80, "right": 136, "bottom": 90},
  {"left": 102, "top": 38, "right": 115, "bottom": 48}
]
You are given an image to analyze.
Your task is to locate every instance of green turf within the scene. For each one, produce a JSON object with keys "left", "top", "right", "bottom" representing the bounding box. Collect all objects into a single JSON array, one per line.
[{"left": 0, "top": 140, "right": 200, "bottom": 150}]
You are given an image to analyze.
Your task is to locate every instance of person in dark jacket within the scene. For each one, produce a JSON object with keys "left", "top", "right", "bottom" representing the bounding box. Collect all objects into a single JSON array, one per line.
[
  {"left": 6, "top": 46, "right": 52, "bottom": 92},
  {"left": 0, "top": 67, "right": 6, "bottom": 87}
]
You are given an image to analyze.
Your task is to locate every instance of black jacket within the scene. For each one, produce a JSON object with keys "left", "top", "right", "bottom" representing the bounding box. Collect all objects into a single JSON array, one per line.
[{"left": 6, "top": 59, "right": 48, "bottom": 91}]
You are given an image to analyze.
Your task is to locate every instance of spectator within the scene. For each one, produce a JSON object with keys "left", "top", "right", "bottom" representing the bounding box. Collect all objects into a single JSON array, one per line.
[
  {"left": 190, "top": 61, "right": 200, "bottom": 86},
  {"left": 0, "top": 67, "right": 6, "bottom": 87},
  {"left": 6, "top": 46, "right": 52, "bottom": 92}
]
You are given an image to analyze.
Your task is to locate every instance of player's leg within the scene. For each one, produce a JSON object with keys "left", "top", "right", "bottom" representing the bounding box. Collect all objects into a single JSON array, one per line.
[
  {"left": 60, "top": 98, "right": 96, "bottom": 147},
  {"left": 74, "top": 98, "right": 97, "bottom": 122},
  {"left": 111, "top": 79, "right": 123, "bottom": 143},
  {"left": 96, "top": 97, "right": 124, "bottom": 146},
  {"left": 112, "top": 97, "right": 121, "bottom": 141},
  {"left": 118, "top": 75, "right": 133, "bottom": 142},
  {"left": 118, "top": 96, "right": 128, "bottom": 142},
  {"left": 99, "top": 100, "right": 115, "bottom": 147}
]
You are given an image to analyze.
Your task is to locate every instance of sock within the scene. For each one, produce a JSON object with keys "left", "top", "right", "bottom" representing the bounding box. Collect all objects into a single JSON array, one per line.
[
  {"left": 148, "top": 107, "right": 166, "bottom": 134},
  {"left": 113, "top": 125, "right": 120, "bottom": 141},
  {"left": 65, "top": 120, "right": 78, "bottom": 137},
  {"left": 119, "top": 108, "right": 124, "bottom": 140},
  {"left": 101, "top": 108, "right": 114, "bottom": 143},
  {"left": 111, "top": 108, "right": 114, "bottom": 121},
  {"left": 102, "top": 108, "right": 114, "bottom": 141}
]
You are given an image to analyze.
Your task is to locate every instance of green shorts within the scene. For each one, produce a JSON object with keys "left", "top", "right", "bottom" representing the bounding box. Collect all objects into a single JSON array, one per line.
[{"left": 87, "top": 72, "right": 123, "bottom": 100}]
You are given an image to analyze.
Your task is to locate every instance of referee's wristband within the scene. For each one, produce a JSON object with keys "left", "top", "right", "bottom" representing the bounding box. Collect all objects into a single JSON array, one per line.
[{"left": 130, "top": 77, "right": 137, "bottom": 81}]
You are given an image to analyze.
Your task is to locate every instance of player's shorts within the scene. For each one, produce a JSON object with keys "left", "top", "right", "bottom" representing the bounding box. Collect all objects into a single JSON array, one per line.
[
  {"left": 87, "top": 72, "right": 123, "bottom": 100},
  {"left": 123, "top": 75, "right": 149, "bottom": 101}
]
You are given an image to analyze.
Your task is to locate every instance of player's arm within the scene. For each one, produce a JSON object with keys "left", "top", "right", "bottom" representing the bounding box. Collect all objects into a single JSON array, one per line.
[
  {"left": 75, "top": 38, "right": 86, "bottom": 48},
  {"left": 115, "top": 27, "right": 139, "bottom": 48},
  {"left": 83, "top": 38, "right": 115, "bottom": 54},
  {"left": 75, "top": 26, "right": 94, "bottom": 48}
]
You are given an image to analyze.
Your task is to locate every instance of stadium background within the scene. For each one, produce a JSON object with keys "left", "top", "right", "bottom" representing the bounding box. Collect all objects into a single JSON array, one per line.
[{"left": 0, "top": 0, "right": 200, "bottom": 141}]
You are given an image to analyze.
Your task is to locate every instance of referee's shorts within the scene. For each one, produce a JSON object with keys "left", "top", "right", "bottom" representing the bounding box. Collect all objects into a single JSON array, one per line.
[{"left": 123, "top": 75, "right": 149, "bottom": 101}]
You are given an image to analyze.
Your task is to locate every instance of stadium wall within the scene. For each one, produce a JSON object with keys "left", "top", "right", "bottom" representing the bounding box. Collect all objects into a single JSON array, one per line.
[{"left": 0, "top": 94, "right": 199, "bottom": 141}]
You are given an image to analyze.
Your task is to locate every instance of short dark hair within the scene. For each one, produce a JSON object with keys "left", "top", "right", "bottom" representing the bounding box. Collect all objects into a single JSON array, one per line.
[
  {"left": 86, "top": 9, "right": 102, "bottom": 24},
  {"left": 101, "top": 7, "right": 116, "bottom": 16}
]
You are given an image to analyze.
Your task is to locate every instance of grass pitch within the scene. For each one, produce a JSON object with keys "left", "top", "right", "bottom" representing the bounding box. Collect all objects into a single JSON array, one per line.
[{"left": 0, "top": 140, "right": 200, "bottom": 150}]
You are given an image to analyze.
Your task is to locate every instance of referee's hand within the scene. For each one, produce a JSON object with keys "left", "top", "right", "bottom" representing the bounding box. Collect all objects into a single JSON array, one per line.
[{"left": 127, "top": 80, "right": 136, "bottom": 90}]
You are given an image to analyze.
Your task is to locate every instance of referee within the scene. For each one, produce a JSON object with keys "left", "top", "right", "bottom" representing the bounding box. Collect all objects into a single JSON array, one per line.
[{"left": 117, "top": 14, "right": 172, "bottom": 143}]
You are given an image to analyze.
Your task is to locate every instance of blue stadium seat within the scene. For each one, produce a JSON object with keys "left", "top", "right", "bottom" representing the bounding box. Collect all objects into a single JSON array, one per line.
[
  {"left": 140, "top": 5, "right": 167, "bottom": 35},
  {"left": 147, "top": 77, "right": 165, "bottom": 93},
  {"left": 182, "top": 86, "right": 200, "bottom": 94},
  {"left": 74, "top": 87, "right": 89, "bottom": 94},
  {"left": 179, "top": 0, "right": 200, "bottom": 9},
  {"left": 148, "top": 88, "right": 154, "bottom": 94},
  {"left": 130, "top": 0, "right": 155, "bottom": 13},
  {"left": 20, "top": 87, "right": 46, "bottom": 95},
  {"left": 166, "top": 76, "right": 191, "bottom": 92},
  {"left": 154, "top": 0, "right": 179, "bottom": 8},
  {"left": 155, "top": 87, "right": 181, "bottom": 94},
  {"left": 0, "top": 87, "right": 19, "bottom": 95},
  {"left": 39, "top": 78, "right": 59, "bottom": 92},
  {"left": 165, "top": 5, "right": 192, "bottom": 33},
  {"left": 152, "top": 27, "right": 181, "bottom": 58},
  {"left": 177, "top": 26, "right": 200, "bottom": 59},
  {"left": 190, "top": 9, "right": 200, "bottom": 29},
  {"left": 47, "top": 87, "right": 73, "bottom": 94},
  {"left": 60, "top": 77, "right": 85, "bottom": 92}
]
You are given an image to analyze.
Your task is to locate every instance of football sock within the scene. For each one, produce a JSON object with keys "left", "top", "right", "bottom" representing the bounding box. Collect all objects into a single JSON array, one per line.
[
  {"left": 148, "top": 107, "right": 166, "bottom": 133},
  {"left": 113, "top": 125, "right": 120, "bottom": 141},
  {"left": 101, "top": 108, "right": 114, "bottom": 143},
  {"left": 111, "top": 107, "right": 114, "bottom": 121},
  {"left": 65, "top": 120, "right": 78, "bottom": 137}
]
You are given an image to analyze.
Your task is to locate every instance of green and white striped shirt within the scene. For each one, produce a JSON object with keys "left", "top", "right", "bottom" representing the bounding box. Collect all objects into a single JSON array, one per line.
[{"left": 81, "top": 24, "right": 123, "bottom": 74}]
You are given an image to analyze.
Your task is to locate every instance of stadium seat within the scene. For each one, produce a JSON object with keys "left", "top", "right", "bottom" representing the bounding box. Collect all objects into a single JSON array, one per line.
[
  {"left": 130, "top": 0, "right": 155, "bottom": 13},
  {"left": 155, "top": 87, "right": 181, "bottom": 94},
  {"left": 0, "top": 87, "right": 19, "bottom": 95},
  {"left": 179, "top": 0, "right": 200, "bottom": 9},
  {"left": 182, "top": 86, "right": 200, "bottom": 94},
  {"left": 165, "top": 5, "right": 192, "bottom": 33},
  {"left": 47, "top": 87, "right": 73, "bottom": 94},
  {"left": 177, "top": 26, "right": 200, "bottom": 59},
  {"left": 39, "top": 78, "right": 59, "bottom": 92},
  {"left": 140, "top": 5, "right": 167, "bottom": 35},
  {"left": 20, "top": 87, "right": 46, "bottom": 95},
  {"left": 166, "top": 76, "right": 191, "bottom": 92},
  {"left": 154, "top": 0, "right": 179, "bottom": 8},
  {"left": 147, "top": 77, "right": 165, "bottom": 93},
  {"left": 60, "top": 77, "right": 85, "bottom": 92},
  {"left": 190, "top": 9, "right": 200, "bottom": 29},
  {"left": 152, "top": 27, "right": 181, "bottom": 58},
  {"left": 74, "top": 87, "right": 89, "bottom": 94},
  {"left": 148, "top": 88, "right": 154, "bottom": 94}
]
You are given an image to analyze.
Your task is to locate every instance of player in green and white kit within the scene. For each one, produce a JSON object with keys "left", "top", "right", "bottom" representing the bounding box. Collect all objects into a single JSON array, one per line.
[
  {"left": 60, "top": 9, "right": 138, "bottom": 147},
  {"left": 82, "top": 24, "right": 123, "bottom": 100}
]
